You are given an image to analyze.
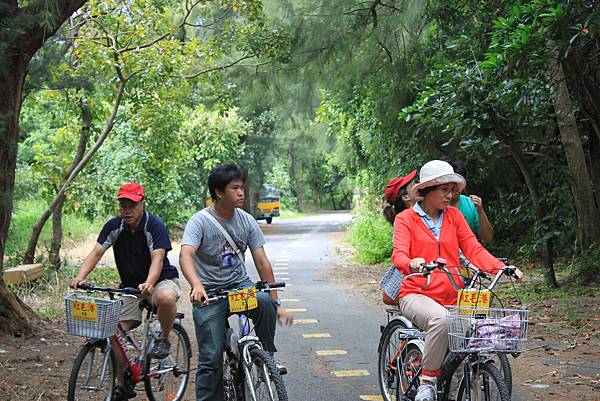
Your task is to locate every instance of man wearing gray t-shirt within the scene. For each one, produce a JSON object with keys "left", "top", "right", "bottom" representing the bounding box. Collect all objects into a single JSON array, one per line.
[{"left": 179, "top": 164, "right": 293, "bottom": 401}]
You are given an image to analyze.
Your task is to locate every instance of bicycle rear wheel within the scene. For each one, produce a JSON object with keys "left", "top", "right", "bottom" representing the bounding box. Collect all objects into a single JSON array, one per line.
[
  {"left": 243, "top": 347, "right": 288, "bottom": 401},
  {"left": 457, "top": 362, "right": 509, "bottom": 401},
  {"left": 378, "top": 319, "right": 422, "bottom": 401},
  {"left": 143, "top": 323, "right": 192, "bottom": 401},
  {"left": 67, "top": 341, "right": 115, "bottom": 401}
]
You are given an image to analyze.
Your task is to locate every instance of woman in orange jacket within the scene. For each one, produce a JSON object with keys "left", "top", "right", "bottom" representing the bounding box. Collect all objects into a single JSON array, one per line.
[{"left": 391, "top": 160, "right": 522, "bottom": 401}]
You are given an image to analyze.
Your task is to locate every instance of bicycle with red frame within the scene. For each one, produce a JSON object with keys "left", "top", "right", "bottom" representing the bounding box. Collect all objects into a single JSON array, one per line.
[{"left": 65, "top": 284, "right": 191, "bottom": 401}]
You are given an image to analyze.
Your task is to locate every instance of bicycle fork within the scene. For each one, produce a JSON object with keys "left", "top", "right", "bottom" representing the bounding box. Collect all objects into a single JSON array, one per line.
[{"left": 85, "top": 339, "right": 113, "bottom": 391}]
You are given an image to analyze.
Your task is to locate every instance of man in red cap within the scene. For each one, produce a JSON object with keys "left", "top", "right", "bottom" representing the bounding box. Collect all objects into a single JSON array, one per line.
[{"left": 70, "top": 182, "right": 181, "bottom": 400}]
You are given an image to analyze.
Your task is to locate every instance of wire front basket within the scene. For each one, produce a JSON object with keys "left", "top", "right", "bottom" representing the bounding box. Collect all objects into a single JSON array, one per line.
[
  {"left": 447, "top": 306, "right": 529, "bottom": 353},
  {"left": 64, "top": 292, "right": 122, "bottom": 338}
]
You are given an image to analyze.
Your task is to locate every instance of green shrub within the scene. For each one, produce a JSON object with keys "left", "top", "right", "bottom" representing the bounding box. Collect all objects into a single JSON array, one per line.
[
  {"left": 347, "top": 213, "right": 393, "bottom": 264},
  {"left": 6, "top": 199, "right": 104, "bottom": 259}
]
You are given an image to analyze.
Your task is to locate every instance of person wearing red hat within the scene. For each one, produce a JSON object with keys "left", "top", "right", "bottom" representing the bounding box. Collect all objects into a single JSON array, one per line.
[
  {"left": 383, "top": 170, "right": 417, "bottom": 224},
  {"left": 70, "top": 182, "right": 180, "bottom": 401}
]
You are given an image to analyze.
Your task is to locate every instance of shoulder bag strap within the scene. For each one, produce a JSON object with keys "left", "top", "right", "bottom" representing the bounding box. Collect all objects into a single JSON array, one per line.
[{"left": 200, "top": 209, "right": 246, "bottom": 268}]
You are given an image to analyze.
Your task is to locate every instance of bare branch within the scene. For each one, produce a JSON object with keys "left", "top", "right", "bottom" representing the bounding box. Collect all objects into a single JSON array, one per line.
[{"left": 173, "top": 54, "right": 255, "bottom": 79}]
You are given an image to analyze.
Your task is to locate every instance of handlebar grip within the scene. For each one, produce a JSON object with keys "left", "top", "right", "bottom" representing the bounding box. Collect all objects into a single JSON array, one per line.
[
  {"left": 421, "top": 263, "right": 437, "bottom": 275},
  {"left": 121, "top": 287, "right": 141, "bottom": 295},
  {"left": 503, "top": 266, "right": 519, "bottom": 278},
  {"left": 77, "top": 284, "right": 92, "bottom": 290},
  {"left": 269, "top": 282, "right": 286, "bottom": 289}
]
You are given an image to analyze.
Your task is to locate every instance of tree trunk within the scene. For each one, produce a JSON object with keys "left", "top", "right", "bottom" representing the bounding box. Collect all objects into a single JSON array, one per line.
[
  {"left": 589, "top": 127, "right": 600, "bottom": 203},
  {"left": 311, "top": 161, "right": 320, "bottom": 210},
  {"left": 289, "top": 143, "right": 306, "bottom": 212},
  {"left": 0, "top": 276, "right": 39, "bottom": 336},
  {"left": 49, "top": 193, "right": 66, "bottom": 270},
  {"left": 0, "top": 58, "right": 40, "bottom": 335},
  {"left": 494, "top": 129, "right": 558, "bottom": 287},
  {"left": 548, "top": 49, "right": 600, "bottom": 250},
  {"left": 0, "top": 0, "right": 89, "bottom": 336}
]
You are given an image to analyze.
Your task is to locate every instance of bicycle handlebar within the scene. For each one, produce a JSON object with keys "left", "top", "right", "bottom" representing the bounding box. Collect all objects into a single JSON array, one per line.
[
  {"left": 76, "top": 284, "right": 141, "bottom": 295},
  {"left": 197, "top": 281, "right": 286, "bottom": 306},
  {"left": 404, "top": 260, "right": 519, "bottom": 292}
]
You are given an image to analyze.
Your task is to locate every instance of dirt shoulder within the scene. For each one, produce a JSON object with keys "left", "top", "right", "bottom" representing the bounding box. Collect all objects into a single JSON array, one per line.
[{"left": 325, "top": 231, "right": 600, "bottom": 401}]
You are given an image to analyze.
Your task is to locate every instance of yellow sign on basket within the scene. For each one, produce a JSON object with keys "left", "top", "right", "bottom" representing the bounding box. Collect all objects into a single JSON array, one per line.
[
  {"left": 457, "top": 289, "right": 491, "bottom": 315},
  {"left": 71, "top": 300, "right": 98, "bottom": 321},
  {"left": 228, "top": 287, "right": 258, "bottom": 313}
]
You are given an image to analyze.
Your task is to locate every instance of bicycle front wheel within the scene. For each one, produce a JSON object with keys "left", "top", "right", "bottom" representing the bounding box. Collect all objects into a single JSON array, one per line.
[
  {"left": 143, "top": 323, "right": 192, "bottom": 401},
  {"left": 487, "top": 353, "right": 512, "bottom": 397},
  {"left": 457, "top": 362, "right": 510, "bottom": 401},
  {"left": 378, "top": 319, "right": 421, "bottom": 401},
  {"left": 67, "top": 341, "right": 115, "bottom": 401},
  {"left": 243, "top": 347, "right": 288, "bottom": 401}
]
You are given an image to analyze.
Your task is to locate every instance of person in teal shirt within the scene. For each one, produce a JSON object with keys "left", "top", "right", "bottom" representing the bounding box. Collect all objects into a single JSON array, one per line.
[{"left": 448, "top": 160, "right": 494, "bottom": 243}]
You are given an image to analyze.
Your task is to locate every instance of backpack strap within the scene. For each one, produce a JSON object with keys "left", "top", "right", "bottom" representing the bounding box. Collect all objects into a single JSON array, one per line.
[{"left": 200, "top": 209, "right": 246, "bottom": 268}]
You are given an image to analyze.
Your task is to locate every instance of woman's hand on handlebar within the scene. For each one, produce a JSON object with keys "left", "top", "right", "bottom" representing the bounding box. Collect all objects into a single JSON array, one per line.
[
  {"left": 409, "top": 258, "right": 426, "bottom": 272},
  {"left": 507, "top": 266, "right": 524, "bottom": 281},
  {"left": 190, "top": 285, "right": 209, "bottom": 306}
]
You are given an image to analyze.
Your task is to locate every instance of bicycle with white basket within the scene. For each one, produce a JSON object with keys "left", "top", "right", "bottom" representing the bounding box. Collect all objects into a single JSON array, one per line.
[
  {"left": 197, "top": 280, "right": 288, "bottom": 401},
  {"left": 378, "top": 260, "right": 528, "bottom": 401},
  {"left": 65, "top": 284, "right": 191, "bottom": 401}
]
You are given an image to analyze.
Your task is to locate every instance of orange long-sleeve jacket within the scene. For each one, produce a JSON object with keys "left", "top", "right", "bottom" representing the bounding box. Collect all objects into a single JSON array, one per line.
[{"left": 392, "top": 206, "right": 504, "bottom": 306}]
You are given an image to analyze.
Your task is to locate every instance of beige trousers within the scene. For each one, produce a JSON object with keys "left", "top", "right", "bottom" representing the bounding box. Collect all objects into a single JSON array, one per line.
[{"left": 398, "top": 293, "right": 448, "bottom": 379}]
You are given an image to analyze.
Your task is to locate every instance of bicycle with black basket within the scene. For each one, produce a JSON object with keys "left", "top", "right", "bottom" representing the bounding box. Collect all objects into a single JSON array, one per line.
[
  {"left": 198, "top": 280, "right": 288, "bottom": 401},
  {"left": 378, "top": 260, "right": 528, "bottom": 401},
  {"left": 65, "top": 284, "right": 191, "bottom": 401}
]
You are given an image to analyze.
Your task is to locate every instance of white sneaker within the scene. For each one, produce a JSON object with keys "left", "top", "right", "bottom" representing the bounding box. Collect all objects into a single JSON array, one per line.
[{"left": 415, "top": 383, "right": 437, "bottom": 401}]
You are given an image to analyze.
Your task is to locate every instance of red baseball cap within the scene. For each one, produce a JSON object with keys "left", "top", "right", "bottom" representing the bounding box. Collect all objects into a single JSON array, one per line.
[
  {"left": 384, "top": 170, "right": 417, "bottom": 204},
  {"left": 117, "top": 183, "right": 145, "bottom": 202}
]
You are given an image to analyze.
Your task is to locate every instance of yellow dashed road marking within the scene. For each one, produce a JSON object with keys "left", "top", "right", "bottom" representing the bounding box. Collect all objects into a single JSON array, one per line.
[
  {"left": 315, "top": 349, "right": 347, "bottom": 356},
  {"left": 332, "top": 370, "right": 370, "bottom": 377},
  {"left": 293, "top": 319, "right": 318, "bottom": 324},
  {"left": 359, "top": 396, "right": 383, "bottom": 401},
  {"left": 302, "top": 333, "right": 331, "bottom": 338},
  {"left": 286, "top": 308, "right": 307, "bottom": 312}
]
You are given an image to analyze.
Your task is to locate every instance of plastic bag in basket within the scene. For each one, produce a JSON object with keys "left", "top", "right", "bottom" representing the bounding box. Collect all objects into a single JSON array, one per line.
[{"left": 467, "top": 314, "right": 521, "bottom": 351}]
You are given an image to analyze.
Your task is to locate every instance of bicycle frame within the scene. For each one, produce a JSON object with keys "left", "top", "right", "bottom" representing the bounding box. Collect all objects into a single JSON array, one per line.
[{"left": 79, "top": 305, "right": 155, "bottom": 391}]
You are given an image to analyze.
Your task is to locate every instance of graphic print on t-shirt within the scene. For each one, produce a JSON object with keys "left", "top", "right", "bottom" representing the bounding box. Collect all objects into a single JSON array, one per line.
[{"left": 220, "top": 240, "right": 244, "bottom": 275}]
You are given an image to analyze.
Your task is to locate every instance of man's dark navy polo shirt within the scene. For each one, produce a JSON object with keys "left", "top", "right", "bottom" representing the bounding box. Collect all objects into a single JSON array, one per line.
[{"left": 97, "top": 211, "right": 178, "bottom": 288}]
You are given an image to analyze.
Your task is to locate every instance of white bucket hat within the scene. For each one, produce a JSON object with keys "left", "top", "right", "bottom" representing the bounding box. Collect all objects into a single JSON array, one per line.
[{"left": 410, "top": 160, "right": 466, "bottom": 200}]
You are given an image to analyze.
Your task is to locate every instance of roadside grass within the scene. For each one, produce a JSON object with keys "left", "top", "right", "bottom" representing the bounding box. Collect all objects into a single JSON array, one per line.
[
  {"left": 6, "top": 199, "right": 104, "bottom": 261},
  {"left": 10, "top": 264, "right": 120, "bottom": 319},
  {"left": 278, "top": 206, "right": 309, "bottom": 219},
  {"left": 346, "top": 212, "right": 392, "bottom": 264}
]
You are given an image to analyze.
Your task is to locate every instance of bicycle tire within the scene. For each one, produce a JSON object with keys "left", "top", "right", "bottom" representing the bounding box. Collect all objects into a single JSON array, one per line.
[
  {"left": 378, "top": 319, "right": 422, "bottom": 401},
  {"left": 456, "top": 362, "right": 510, "bottom": 401},
  {"left": 243, "top": 347, "right": 288, "bottom": 401},
  {"left": 143, "top": 323, "right": 192, "bottom": 401},
  {"left": 67, "top": 341, "right": 115, "bottom": 401},
  {"left": 488, "top": 353, "right": 512, "bottom": 396}
]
